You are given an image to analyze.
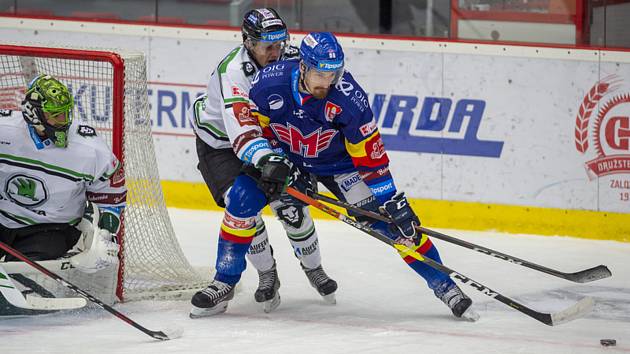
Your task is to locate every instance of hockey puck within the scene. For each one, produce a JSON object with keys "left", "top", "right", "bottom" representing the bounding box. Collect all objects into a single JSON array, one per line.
[{"left": 600, "top": 339, "right": 616, "bottom": 347}]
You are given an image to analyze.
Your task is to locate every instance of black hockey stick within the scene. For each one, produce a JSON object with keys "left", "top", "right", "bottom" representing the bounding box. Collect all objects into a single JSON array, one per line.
[
  {"left": 287, "top": 187, "right": 594, "bottom": 326},
  {"left": 307, "top": 191, "right": 611, "bottom": 283},
  {"left": 0, "top": 241, "right": 182, "bottom": 341}
]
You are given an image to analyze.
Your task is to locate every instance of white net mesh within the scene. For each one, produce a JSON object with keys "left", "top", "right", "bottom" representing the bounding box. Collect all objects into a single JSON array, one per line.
[{"left": 0, "top": 45, "right": 209, "bottom": 301}]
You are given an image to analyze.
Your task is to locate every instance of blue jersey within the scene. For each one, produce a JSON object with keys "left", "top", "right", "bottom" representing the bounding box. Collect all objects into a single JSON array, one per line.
[{"left": 249, "top": 60, "right": 397, "bottom": 203}]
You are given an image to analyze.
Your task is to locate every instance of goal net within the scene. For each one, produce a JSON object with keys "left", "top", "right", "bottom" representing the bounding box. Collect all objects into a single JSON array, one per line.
[{"left": 0, "top": 44, "right": 209, "bottom": 302}]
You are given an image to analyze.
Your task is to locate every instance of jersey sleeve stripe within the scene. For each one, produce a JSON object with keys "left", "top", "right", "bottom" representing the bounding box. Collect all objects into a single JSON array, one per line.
[
  {"left": 192, "top": 98, "right": 229, "bottom": 140},
  {"left": 224, "top": 97, "right": 249, "bottom": 105},
  {"left": 343, "top": 131, "right": 379, "bottom": 158}
]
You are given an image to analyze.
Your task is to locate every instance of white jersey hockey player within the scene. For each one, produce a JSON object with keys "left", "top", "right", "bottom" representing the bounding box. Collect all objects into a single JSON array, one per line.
[
  {"left": 188, "top": 8, "right": 337, "bottom": 317},
  {"left": 0, "top": 75, "right": 124, "bottom": 315}
]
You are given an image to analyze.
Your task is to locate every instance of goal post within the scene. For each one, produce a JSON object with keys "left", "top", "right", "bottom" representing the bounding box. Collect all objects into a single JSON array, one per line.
[{"left": 0, "top": 44, "right": 209, "bottom": 302}]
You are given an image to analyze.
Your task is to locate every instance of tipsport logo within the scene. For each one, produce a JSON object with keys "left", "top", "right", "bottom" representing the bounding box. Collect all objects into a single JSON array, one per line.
[
  {"left": 371, "top": 93, "right": 504, "bottom": 158},
  {"left": 575, "top": 76, "right": 630, "bottom": 179}
]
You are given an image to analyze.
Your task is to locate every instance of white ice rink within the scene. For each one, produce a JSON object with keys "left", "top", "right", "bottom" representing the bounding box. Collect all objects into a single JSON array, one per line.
[{"left": 2, "top": 208, "right": 629, "bottom": 354}]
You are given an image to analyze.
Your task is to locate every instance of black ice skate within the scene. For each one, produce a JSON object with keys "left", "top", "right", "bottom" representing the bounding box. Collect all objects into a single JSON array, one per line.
[
  {"left": 436, "top": 283, "right": 479, "bottom": 321},
  {"left": 302, "top": 264, "right": 337, "bottom": 304},
  {"left": 254, "top": 262, "right": 281, "bottom": 313},
  {"left": 190, "top": 280, "right": 235, "bottom": 318}
]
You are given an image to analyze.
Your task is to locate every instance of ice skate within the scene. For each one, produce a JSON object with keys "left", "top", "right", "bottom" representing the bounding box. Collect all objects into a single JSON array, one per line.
[
  {"left": 190, "top": 280, "right": 235, "bottom": 318},
  {"left": 302, "top": 264, "right": 337, "bottom": 304},
  {"left": 254, "top": 262, "right": 281, "bottom": 313},
  {"left": 436, "top": 283, "right": 479, "bottom": 321}
]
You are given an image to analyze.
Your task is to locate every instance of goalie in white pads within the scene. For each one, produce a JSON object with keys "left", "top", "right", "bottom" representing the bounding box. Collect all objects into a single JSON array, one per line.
[
  {"left": 0, "top": 75, "right": 125, "bottom": 316},
  {"left": 188, "top": 8, "right": 337, "bottom": 317}
]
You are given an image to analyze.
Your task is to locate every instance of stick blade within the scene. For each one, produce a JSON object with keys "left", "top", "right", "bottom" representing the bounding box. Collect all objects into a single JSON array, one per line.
[
  {"left": 25, "top": 294, "right": 87, "bottom": 310},
  {"left": 151, "top": 326, "right": 184, "bottom": 341},
  {"left": 566, "top": 265, "right": 612, "bottom": 283},
  {"left": 550, "top": 297, "right": 594, "bottom": 326}
]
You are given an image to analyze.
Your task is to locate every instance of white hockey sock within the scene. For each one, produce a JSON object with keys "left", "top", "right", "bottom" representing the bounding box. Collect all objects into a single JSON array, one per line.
[
  {"left": 289, "top": 232, "right": 321, "bottom": 270},
  {"left": 246, "top": 215, "right": 275, "bottom": 272},
  {"left": 271, "top": 204, "right": 322, "bottom": 269}
]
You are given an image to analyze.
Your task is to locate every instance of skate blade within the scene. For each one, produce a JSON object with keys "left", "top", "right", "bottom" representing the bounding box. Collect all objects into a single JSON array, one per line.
[
  {"left": 189, "top": 302, "right": 228, "bottom": 319},
  {"left": 262, "top": 293, "right": 281, "bottom": 313},
  {"left": 321, "top": 292, "right": 336, "bottom": 305}
]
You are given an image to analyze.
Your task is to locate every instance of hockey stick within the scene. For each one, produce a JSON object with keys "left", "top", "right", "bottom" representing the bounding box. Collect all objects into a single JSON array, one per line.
[
  {"left": 0, "top": 241, "right": 182, "bottom": 340},
  {"left": 307, "top": 191, "right": 611, "bottom": 284},
  {"left": 0, "top": 265, "right": 87, "bottom": 311},
  {"left": 286, "top": 187, "right": 594, "bottom": 326}
]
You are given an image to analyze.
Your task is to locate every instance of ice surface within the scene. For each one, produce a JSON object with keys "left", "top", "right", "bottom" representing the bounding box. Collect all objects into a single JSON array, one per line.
[{"left": 2, "top": 208, "right": 629, "bottom": 353}]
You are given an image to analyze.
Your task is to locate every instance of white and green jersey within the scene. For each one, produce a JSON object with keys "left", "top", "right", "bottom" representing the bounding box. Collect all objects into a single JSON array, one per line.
[
  {"left": 0, "top": 110, "right": 126, "bottom": 229},
  {"left": 188, "top": 44, "right": 298, "bottom": 166}
]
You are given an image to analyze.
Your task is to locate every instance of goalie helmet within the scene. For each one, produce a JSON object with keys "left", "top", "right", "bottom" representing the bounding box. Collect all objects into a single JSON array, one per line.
[
  {"left": 299, "top": 32, "right": 345, "bottom": 84},
  {"left": 21, "top": 74, "right": 74, "bottom": 148},
  {"left": 241, "top": 8, "right": 288, "bottom": 44}
]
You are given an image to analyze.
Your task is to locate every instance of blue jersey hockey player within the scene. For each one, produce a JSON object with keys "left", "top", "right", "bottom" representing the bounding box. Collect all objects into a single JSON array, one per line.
[{"left": 190, "top": 32, "right": 477, "bottom": 320}]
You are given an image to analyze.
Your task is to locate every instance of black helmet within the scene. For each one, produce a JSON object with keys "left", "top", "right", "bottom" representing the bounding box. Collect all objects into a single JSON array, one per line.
[{"left": 241, "top": 8, "right": 288, "bottom": 43}]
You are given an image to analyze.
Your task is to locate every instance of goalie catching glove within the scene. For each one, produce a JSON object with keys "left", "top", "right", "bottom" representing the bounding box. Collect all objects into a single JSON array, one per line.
[
  {"left": 380, "top": 193, "right": 421, "bottom": 245},
  {"left": 71, "top": 203, "right": 120, "bottom": 274}
]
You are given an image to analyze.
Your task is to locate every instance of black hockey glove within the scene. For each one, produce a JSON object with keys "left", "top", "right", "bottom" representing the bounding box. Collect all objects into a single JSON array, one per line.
[
  {"left": 380, "top": 193, "right": 421, "bottom": 245},
  {"left": 256, "top": 153, "right": 292, "bottom": 202},
  {"left": 287, "top": 166, "right": 316, "bottom": 194}
]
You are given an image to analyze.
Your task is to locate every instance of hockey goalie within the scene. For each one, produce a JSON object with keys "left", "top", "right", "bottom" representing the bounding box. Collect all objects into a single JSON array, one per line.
[{"left": 0, "top": 74, "right": 125, "bottom": 316}]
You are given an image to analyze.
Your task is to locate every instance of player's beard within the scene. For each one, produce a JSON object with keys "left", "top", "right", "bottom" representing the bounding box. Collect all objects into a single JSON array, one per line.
[{"left": 311, "top": 87, "right": 330, "bottom": 99}]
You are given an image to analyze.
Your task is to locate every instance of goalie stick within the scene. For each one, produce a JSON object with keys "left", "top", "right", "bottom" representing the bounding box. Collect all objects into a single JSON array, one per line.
[
  {"left": 0, "top": 265, "right": 87, "bottom": 311},
  {"left": 0, "top": 241, "right": 182, "bottom": 341},
  {"left": 307, "top": 190, "right": 611, "bottom": 284},
  {"left": 286, "top": 187, "right": 594, "bottom": 326}
]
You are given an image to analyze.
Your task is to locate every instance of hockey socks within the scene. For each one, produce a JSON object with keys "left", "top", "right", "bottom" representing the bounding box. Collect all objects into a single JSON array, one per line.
[
  {"left": 402, "top": 240, "right": 454, "bottom": 291},
  {"left": 246, "top": 216, "right": 275, "bottom": 272},
  {"left": 214, "top": 212, "right": 256, "bottom": 285}
]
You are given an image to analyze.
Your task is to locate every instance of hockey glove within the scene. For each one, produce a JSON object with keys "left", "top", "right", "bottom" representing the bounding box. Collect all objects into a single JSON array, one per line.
[
  {"left": 287, "top": 166, "right": 316, "bottom": 194},
  {"left": 72, "top": 203, "right": 120, "bottom": 274},
  {"left": 380, "top": 193, "right": 421, "bottom": 245},
  {"left": 256, "top": 153, "right": 292, "bottom": 202},
  {"left": 71, "top": 228, "right": 119, "bottom": 274}
]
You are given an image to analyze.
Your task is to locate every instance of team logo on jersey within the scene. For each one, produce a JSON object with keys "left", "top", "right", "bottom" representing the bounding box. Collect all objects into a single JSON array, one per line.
[
  {"left": 268, "top": 94, "right": 284, "bottom": 110},
  {"left": 233, "top": 102, "right": 256, "bottom": 126},
  {"left": 575, "top": 76, "right": 630, "bottom": 179},
  {"left": 368, "top": 138, "right": 386, "bottom": 160},
  {"left": 5, "top": 174, "right": 48, "bottom": 207},
  {"left": 242, "top": 62, "right": 256, "bottom": 77},
  {"left": 270, "top": 123, "right": 338, "bottom": 158},
  {"left": 0, "top": 109, "right": 11, "bottom": 117},
  {"left": 324, "top": 101, "right": 342, "bottom": 122},
  {"left": 360, "top": 120, "right": 377, "bottom": 137},
  {"left": 77, "top": 125, "right": 97, "bottom": 137}
]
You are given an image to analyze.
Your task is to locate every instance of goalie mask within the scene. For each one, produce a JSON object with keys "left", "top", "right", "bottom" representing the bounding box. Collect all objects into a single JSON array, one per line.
[{"left": 21, "top": 75, "right": 74, "bottom": 148}]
